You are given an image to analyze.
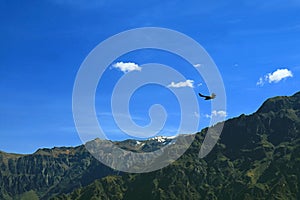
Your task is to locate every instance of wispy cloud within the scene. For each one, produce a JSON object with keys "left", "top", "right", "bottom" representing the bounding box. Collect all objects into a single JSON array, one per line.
[
  {"left": 167, "top": 80, "right": 194, "bottom": 88},
  {"left": 205, "top": 110, "right": 227, "bottom": 118},
  {"left": 256, "top": 77, "right": 264, "bottom": 86},
  {"left": 112, "top": 62, "right": 141, "bottom": 73},
  {"left": 193, "top": 63, "right": 201, "bottom": 68},
  {"left": 257, "top": 68, "right": 293, "bottom": 86}
]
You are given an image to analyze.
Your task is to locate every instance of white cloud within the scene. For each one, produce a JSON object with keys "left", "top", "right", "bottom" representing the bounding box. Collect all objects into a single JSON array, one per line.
[
  {"left": 167, "top": 80, "right": 194, "bottom": 88},
  {"left": 257, "top": 68, "right": 293, "bottom": 86},
  {"left": 256, "top": 77, "right": 264, "bottom": 86},
  {"left": 205, "top": 110, "right": 227, "bottom": 118},
  {"left": 193, "top": 63, "right": 201, "bottom": 68},
  {"left": 266, "top": 68, "right": 293, "bottom": 83},
  {"left": 112, "top": 62, "right": 141, "bottom": 73}
]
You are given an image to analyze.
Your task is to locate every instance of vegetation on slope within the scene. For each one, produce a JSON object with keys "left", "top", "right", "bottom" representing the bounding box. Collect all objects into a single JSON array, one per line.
[
  {"left": 53, "top": 92, "right": 300, "bottom": 200},
  {"left": 1, "top": 92, "right": 300, "bottom": 199}
]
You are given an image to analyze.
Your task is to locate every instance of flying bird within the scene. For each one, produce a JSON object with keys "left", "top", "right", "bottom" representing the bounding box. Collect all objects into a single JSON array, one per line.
[{"left": 198, "top": 93, "right": 216, "bottom": 100}]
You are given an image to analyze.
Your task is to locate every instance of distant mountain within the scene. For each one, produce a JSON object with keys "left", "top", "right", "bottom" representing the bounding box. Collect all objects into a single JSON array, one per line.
[
  {"left": 1, "top": 92, "right": 300, "bottom": 199},
  {"left": 53, "top": 91, "right": 300, "bottom": 200},
  {"left": 115, "top": 136, "right": 177, "bottom": 152},
  {"left": 0, "top": 135, "right": 181, "bottom": 199}
]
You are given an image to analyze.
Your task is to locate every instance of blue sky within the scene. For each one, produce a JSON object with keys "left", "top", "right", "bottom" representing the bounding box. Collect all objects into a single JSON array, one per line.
[{"left": 1, "top": 0, "right": 300, "bottom": 153}]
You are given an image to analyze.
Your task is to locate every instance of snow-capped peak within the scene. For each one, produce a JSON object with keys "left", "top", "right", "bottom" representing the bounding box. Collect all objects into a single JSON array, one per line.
[{"left": 149, "top": 136, "right": 176, "bottom": 143}]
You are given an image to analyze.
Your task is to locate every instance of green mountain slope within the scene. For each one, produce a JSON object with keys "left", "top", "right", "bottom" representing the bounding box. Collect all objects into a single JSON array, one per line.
[
  {"left": 52, "top": 92, "right": 300, "bottom": 200},
  {"left": 1, "top": 92, "right": 300, "bottom": 199},
  {"left": 0, "top": 146, "right": 117, "bottom": 199}
]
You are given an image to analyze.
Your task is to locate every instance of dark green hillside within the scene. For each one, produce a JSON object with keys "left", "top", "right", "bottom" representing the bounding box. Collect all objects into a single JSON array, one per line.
[
  {"left": 53, "top": 92, "right": 300, "bottom": 200},
  {"left": 0, "top": 146, "right": 117, "bottom": 200},
  {"left": 1, "top": 92, "right": 300, "bottom": 200}
]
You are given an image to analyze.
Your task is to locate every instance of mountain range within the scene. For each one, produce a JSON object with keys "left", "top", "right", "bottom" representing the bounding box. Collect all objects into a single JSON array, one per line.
[{"left": 1, "top": 92, "right": 300, "bottom": 199}]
